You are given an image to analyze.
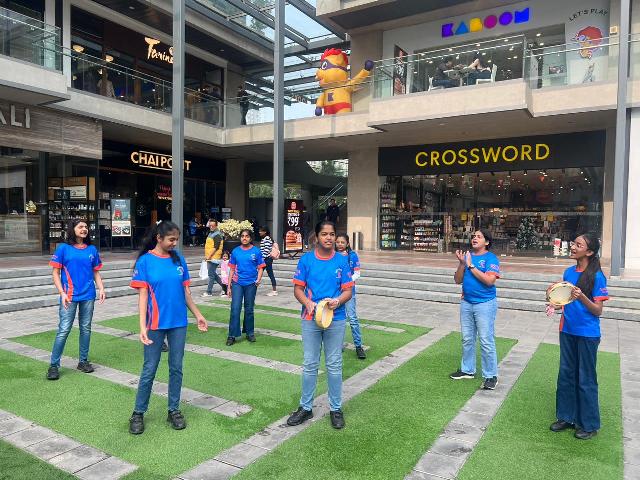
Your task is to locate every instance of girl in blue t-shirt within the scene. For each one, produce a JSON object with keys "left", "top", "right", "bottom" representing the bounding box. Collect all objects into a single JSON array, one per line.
[
  {"left": 227, "top": 229, "right": 265, "bottom": 346},
  {"left": 450, "top": 229, "right": 501, "bottom": 391},
  {"left": 47, "top": 220, "right": 105, "bottom": 381},
  {"left": 335, "top": 234, "right": 366, "bottom": 360},
  {"left": 547, "top": 233, "right": 609, "bottom": 440},
  {"left": 128, "top": 221, "right": 208, "bottom": 435}
]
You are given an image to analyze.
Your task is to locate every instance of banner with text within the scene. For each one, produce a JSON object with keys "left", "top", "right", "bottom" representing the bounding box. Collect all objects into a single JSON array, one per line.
[{"left": 284, "top": 199, "right": 304, "bottom": 253}]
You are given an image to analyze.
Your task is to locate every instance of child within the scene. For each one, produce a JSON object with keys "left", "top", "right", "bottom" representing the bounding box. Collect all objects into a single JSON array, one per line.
[
  {"left": 547, "top": 233, "right": 609, "bottom": 440},
  {"left": 220, "top": 251, "right": 230, "bottom": 298},
  {"left": 335, "top": 234, "right": 366, "bottom": 359}
]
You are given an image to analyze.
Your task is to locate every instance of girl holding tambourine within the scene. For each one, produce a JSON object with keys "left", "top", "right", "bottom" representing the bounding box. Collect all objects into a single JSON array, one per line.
[{"left": 547, "top": 233, "right": 609, "bottom": 440}]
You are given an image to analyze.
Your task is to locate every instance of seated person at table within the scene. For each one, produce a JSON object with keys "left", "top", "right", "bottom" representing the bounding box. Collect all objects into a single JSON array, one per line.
[
  {"left": 467, "top": 56, "right": 492, "bottom": 85},
  {"left": 432, "top": 57, "right": 459, "bottom": 89}
]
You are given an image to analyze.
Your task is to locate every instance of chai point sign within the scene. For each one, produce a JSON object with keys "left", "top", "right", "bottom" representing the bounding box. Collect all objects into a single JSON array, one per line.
[
  {"left": 441, "top": 7, "right": 530, "bottom": 38},
  {"left": 130, "top": 150, "right": 191, "bottom": 172}
]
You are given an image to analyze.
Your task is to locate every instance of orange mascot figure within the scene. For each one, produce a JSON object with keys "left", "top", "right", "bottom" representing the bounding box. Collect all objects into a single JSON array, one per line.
[{"left": 315, "top": 48, "right": 373, "bottom": 116}]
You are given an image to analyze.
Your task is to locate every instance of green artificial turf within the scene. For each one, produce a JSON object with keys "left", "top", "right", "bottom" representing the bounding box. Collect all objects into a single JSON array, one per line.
[
  {"left": 458, "top": 343, "right": 623, "bottom": 480},
  {"left": 210, "top": 299, "right": 299, "bottom": 315},
  {"left": 0, "top": 439, "right": 77, "bottom": 480},
  {"left": 235, "top": 333, "right": 517, "bottom": 480}
]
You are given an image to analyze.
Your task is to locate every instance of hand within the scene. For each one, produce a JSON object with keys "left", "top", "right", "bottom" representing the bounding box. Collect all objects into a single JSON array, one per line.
[
  {"left": 364, "top": 59, "right": 374, "bottom": 71},
  {"left": 455, "top": 250, "right": 466, "bottom": 265},
  {"left": 570, "top": 287, "right": 583, "bottom": 301},
  {"left": 196, "top": 315, "right": 208, "bottom": 332},
  {"left": 139, "top": 328, "right": 153, "bottom": 345},
  {"left": 304, "top": 300, "right": 317, "bottom": 318},
  {"left": 315, "top": 107, "right": 323, "bottom": 116},
  {"left": 60, "top": 292, "right": 71, "bottom": 309},
  {"left": 327, "top": 298, "right": 340, "bottom": 310},
  {"left": 98, "top": 288, "right": 106, "bottom": 305}
]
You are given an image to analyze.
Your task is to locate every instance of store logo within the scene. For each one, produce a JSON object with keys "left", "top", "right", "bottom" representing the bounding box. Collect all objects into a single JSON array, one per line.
[
  {"left": 177, "top": 266, "right": 184, "bottom": 276},
  {"left": 415, "top": 143, "right": 550, "bottom": 169},
  {"left": 144, "top": 37, "right": 173, "bottom": 64},
  {"left": 0, "top": 105, "right": 30, "bottom": 129},
  {"left": 130, "top": 150, "right": 191, "bottom": 172},
  {"left": 441, "top": 7, "right": 530, "bottom": 38}
]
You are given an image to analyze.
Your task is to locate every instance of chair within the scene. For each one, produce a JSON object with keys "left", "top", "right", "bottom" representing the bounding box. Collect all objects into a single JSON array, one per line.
[
  {"left": 428, "top": 76, "right": 444, "bottom": 91},
  {"left": 476, "top": 64, "right": 497, "bottom": 85}
]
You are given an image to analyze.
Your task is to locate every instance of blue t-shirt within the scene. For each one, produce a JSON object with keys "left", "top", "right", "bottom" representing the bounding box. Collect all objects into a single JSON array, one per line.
[
  {"left": 188, "top": 221, "right": 198, "bottom": 235},
  {"left": 462, "top": 251, "right": 500, "bottom": 304},
  {"left": 293, "top": 250, "right": 354, "bottom": 321},
  {"left": 229, "top": 245, "right": 265, "bottom": 286},
  {"left": 130, "top": 251, "right": 191, "bottom": 330},
  {"left": 339, "top": 250, "right": 361, "bottom": 295},
  {"left": 49, "top": 243, "right": 102, "bottom": 302},
  {"left": 560, "top": 266, "right": 609, "bottom": 338}
]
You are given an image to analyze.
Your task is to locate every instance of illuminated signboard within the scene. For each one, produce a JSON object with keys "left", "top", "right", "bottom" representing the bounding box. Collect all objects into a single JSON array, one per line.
[{"left": 441, "top": 7, "right": 530, "bottom": 38}]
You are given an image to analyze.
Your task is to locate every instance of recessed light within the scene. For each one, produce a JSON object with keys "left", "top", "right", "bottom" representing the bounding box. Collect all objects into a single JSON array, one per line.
[
  {"left": 536, "top": 33, "right": 541, "bottom": 37},
  {"left": 72, "top": 44, "right": 84, "bottom": 53},
  {"left": 438, "top": 122, "right": 446, "bottom": 126},
  {"left": 220, "top": 48, "right": 225, "bottom": 52},
  {"left": 539, "top": 42, "right": 545, "bottom": 46},
  {"left": 129, "top": 5, "right": 135, "bottom": 10}
]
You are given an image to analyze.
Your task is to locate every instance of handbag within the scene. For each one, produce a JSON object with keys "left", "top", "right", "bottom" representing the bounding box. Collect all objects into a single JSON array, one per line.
[
  {"left": 198, "top": 260, "right": 209, "bottom": 280},
  {"left": 270, "top": 242, "right": 281, "bottom": 260}
]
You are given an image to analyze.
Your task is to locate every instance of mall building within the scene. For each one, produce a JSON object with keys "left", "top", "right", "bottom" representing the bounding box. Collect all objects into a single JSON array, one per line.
[{"left": 0, "top": 0, "right": 639, "bottom": 275}]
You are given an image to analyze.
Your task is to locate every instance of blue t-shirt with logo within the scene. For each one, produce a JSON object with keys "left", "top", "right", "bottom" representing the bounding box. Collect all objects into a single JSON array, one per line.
[
  {"left": 130, "top": 251, "right": 191, "bottom": 330},
  {"left": 560, "top": 266, "right": 609, "bottom": 338},
  {"left": 49, "top": 243, "right": 102, "bottom": 302},
  {"left": 340, "top": 250, "right": 361, "bottom": 295},
  {"left": 293, "top": 250, "right": 354, "bottom": 321},
  {"left": 229, "top": 245, "right": 266, "bottom": 286},
  {"left": 462, "top": 251, "right": 500, "bottom": 304}
]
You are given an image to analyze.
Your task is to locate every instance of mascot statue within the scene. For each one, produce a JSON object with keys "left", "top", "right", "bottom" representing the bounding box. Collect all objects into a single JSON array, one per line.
[{"left": 315, "top": 48, "right": 373, "bottom": 116}]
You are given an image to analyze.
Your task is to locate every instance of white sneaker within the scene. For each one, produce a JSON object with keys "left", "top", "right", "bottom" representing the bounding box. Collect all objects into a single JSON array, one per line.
[
  {"left": 201, "top": 292, "right": 212, "bottom": 297},
  {"left": 220, "top": 293, "right": 228, "bottom": 298},
  {"left": 267, "top": 291, "right": 278, "bottom": 296}
]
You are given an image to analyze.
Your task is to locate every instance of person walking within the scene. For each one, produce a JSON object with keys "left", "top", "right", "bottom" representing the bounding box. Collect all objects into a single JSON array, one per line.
[
  {"left": 326, "top": 198, "right": 340, "bottom": 224},
  {"left": 202, "top": 219, "right": 226, "bottom": 297},
  {"left": 259, "top": 226, "right": 278, "bottom": 296},
  {"left": 47, "top": 220, "right": 106, "bottom": 380},
  {"left": 187, "top": 218, "right": 199, "bottom": 246},
  {"left": 548, "top": 233, "right": 609, "bottom": 440},
  {"left": 227, "top": 229, "right": 265, "bottom": 346},
  {"left": 450, "top": 229, "right": 500, "bottom": 390},
  {"left": 287, "top": 221, "right": 354, "bottom": 430},
  {"left": 238, "top": 84, "right": 249, "bottom": 125},
  {"left": 335, "top": 234, "right": 366, "bottom": 359},
  {"left": 128, "top": 221, "right": 208, "bottom": 435}
]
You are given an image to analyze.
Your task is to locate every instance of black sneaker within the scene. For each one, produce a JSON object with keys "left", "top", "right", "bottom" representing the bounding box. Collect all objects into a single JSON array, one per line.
[
  {"left": 575, "top": 428, "right": 597, "bottom": 440},
  {"left": 226, "top": 337, "right": 235, "bottom": 346},
  {"left": 46, "top": 366, "right": 59, "bottom": 381},
  {"left": 286, "top": 407, "right": 313, "bottom": 426},
  {"left": 450, "top": 369, "right": 475, "bottom": 380},
  {"left": 129, "top": 412, "right": 144, "bottom": 435},
  {"left": 330, "top": 410, "right": 345, "bottom": 429},
  {"left": 355, "top": 346, "right": 366, "bottom": 360},
  {"left": 161, "top": 342, "right": 169, "bottom": 352},
  {"left": 550, "top": 420, "right": 575, "bottom": 432},
  {"left": 167, "top": 410, "right": 186, "bottom": 430},
  {"left": 482, "top": 376, "right": 498, "bottom": 390},
  {"left": 77, "top": 361, "right": 94, "bottom": 373},
  {"left": 247, "top": 335, "right": 256, "bottom": 343}
]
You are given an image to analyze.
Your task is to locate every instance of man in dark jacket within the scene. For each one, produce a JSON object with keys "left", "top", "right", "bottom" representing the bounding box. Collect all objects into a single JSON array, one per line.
[{"left": 432, "top": 57, "right": 458, "bottom": 89}]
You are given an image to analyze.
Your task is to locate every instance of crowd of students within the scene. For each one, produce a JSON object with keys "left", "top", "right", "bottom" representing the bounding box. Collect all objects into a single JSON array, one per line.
[{"left": 46, "top": 218, "right": 608, "bottom": 439}]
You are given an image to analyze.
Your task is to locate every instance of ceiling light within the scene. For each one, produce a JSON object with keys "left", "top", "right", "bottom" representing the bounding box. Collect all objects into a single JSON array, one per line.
[
  {"left": 539, "top": 42, "right": 545, "bottom": 46},
  {"left": 513, "top": 55, "right": 518, "bottom": 59},
  {"left": 72, "top": 44, "right": 84, "bottom": 53},
  {"left": 105, "top": 54, "right": 114, "bottom": 62},
  {"left": 129, "top": 5, "right": 135, "bottom": 9},
  {"left": 536, "top": 33, "right": 541, "bottom": 37}
]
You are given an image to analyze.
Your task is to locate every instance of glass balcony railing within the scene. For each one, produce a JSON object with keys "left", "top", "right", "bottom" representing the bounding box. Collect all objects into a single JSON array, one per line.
[
  {"left": 0, "top": 6, "right": 61, "bottom": 70},
  {"left": 629, "top": 34, "right": 640, "bottom": 80}
]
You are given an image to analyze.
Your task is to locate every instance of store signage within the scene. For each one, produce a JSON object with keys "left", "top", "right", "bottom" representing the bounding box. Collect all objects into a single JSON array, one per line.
[
  {"left": 0, "top": 105, "right": 30, "bottom": 129},
  {"left": 379, "top": 131, "right": 606, "bottom": 176},
  {"left": 111, "top": 199, "right": 132, "bottom": 237},
  {"left": 157, "top": 185, "right": 172, "bottom": 201},
  {"left": 130, "top": 150, "right": 191, "bottom": 172},
  {"left": 144, "top": 37, "right": 173, "bottom": 64},
  {"left": 441, "top": 7, "right": 530, "bottom": 38},
  {"left": 284, "top": 199, "right": 304, "bottom": 253}
]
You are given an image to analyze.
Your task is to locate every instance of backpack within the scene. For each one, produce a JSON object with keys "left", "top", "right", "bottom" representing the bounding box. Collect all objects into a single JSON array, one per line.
[{"left": 270, "top": 242, "right": 280, "bottom": 260}]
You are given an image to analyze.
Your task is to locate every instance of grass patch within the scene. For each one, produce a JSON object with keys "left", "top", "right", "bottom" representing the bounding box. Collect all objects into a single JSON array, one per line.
[
  {"left": 210, "top": 299, "right": 298, "bottom": 315},
  {"left": 235, "top": 333, "right": 517, "bottom": 480},
  {"left": 458, "top": 343, "right": 623, "bottom": 480},
  {"left": 0, "top": 439, "right": 76, "bottom": 480}
]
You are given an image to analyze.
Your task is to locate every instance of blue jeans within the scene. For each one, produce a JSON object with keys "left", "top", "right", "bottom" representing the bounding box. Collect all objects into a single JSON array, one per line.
[
  {"left": 345, "top": 296, "right": 363, "bottom": 347},
  {"left": 300, "top": 319, "right": 346, "bottom": 412},
  {"left": 207, "top": 261, "right": 225, "bottom": 294},
  {"left": 460, "top": 298, "right": 498, "bottom": 378},
  {"left": 228, "top": 282, "right": 257, "bottom": 337},
  {"left": 134, "top": 326, "right": 187, "bottom": 413},
  {"left": 556, "top": 332, "right": 600, "bottom": 431},
  {"left": 432, "top": 78, "right": 458, "bottom": 88},
  {"left": 50, "top": 300, "right": 95, "bottom": 367}
]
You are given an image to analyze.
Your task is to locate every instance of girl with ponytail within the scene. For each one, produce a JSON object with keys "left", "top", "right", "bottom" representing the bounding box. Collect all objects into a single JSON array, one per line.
[{"left": 547, "top": 233, "right": 609, "bottom": 440}]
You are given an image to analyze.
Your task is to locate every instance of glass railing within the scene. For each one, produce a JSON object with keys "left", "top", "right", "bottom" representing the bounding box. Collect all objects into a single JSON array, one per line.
[
  {"left": 629, "top": 33, "right": 640, "bottom": 80},
  {"left": 0, "top": 6, "right": 61, "bottom": 70}
]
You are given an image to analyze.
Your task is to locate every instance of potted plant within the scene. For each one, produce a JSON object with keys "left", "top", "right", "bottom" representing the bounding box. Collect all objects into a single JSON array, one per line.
[{"left": 218, "top": 219, "right": 254, "bottom": 251}]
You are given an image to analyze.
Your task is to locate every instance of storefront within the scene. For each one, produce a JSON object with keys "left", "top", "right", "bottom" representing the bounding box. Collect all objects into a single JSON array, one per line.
[{"left": 378, "top": 131, "right": 606, "bottom": 257}]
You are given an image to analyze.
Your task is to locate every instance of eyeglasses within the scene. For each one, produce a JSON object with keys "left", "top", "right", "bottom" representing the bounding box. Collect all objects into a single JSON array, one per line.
[{"left": 320, "top": 59, "right": 348, "bottom": 72}]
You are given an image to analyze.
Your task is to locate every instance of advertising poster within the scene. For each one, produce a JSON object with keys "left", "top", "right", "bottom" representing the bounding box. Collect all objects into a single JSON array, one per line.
[
  {"left": 393, "top": 45, "right": 408, "bottom": 95},
  {"left": 111, "top": 198, "right": 131, "bottom": 237},
  {"left": 284, "top": 199, "right": 304, "bottom": 252},
  {"left": 565, "top": 4, "right": 610, "bottom": 84}
]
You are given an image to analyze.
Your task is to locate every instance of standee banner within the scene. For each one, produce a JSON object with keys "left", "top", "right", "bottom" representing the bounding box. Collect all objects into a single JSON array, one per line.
[
  {"left": 111, "top": 199, "right": 132, "bottom": 237},
  {"left": 284, "top": 199, "right": 304, "bottom": 253},
  {"left": 565, "top": 4, "right": 610, "bottom": 84},
  {"left": 393, "top": 45, "right": 408, "bottom": 96}
]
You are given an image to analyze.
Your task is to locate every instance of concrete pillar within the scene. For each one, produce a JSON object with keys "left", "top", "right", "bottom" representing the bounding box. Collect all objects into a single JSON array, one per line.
[
  {"left": 601, "top": 127, "right": 616, "bottom": 263},
  {"left": 226, "top": 159, "right": 246, "bottom": 220},
  {"left": 625, "top": 110, "right": 640, "bottom": 274},
  {"left": 347, "top": 148, "right": 379, "bottom": 251},
  {"left": 349, "top": 30, "right": 383, "bottom": 113},
  {"left": 224, "top": 69, "right": 244, "bottom": 127},
  {"left": 62, "top": 0, "right": 71, "bottom": 86}
]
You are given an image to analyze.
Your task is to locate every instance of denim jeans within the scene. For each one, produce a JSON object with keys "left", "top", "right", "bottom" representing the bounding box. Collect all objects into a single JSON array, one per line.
[
  {"left": 229, "top": 282, "right": 257, "bottom": 337},
  {"left": 344, "top": 296, "right": 363, "bottom": 347},
  {"left": 432, "top": 78, "right": 458, "bottom": 88},
  {"left": 50, "top": 300, "right": 95, "bottom": 367},
  {"left": 459, "top": 298, "right": 498, "bottom": 378},
  {"left": 300, "top": 319, "right": 346, "bottom": 412},
  {"left": 207, "top": 260, "right": 225, "bottom": 294},
  {"left": 134, "top": 326, "right": 187, "bottom": 413},
  {"left": 264, "top": 257, "right": 277, "bottom": 289},
  {"left": 556, "top": 332, "right": 601, "bottom": 431}
]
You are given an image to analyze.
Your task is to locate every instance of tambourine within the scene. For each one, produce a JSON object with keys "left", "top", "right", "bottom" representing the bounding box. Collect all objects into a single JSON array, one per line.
[
  {"left": 546, "top": 281, "right": 576, "bottom": 306},
  {"left": 314, "top": 299, "right": 334, "bottom": 329}
]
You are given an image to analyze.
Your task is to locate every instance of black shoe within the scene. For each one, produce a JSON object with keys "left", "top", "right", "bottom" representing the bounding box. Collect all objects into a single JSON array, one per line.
[
  {"left": 482, "top": 376, "right": 498, "bottom": 390},
  {"left": 575, "top": 428, "right": 597, "bottom": 440},
  {"left": 161, "top": 342, "right": 169, "bottom": 352},
  {"left": 77, "top": 361, "right": 94, "bottom": 373},
  {"left": 450, "top": 369, "right": 475, "bottom": 380},
  {"left": 129, "top": 412, "right": 144, "bottom": 435},
  {"left": 247, "top": 335, "right": 256, "bottom": 343},
  {"left": 286, "top": 407, "right": 313, "bottom": 426},
  {"left": 226, "top": 337, "right": 235, "bottom": 346},
  {"left": 46, "top": 366, "right": 59, "bottom": 380},
  {"left": 330, "top": 410, "right": 345, "bottom": 429},
  {"left": 355, "top": 346, "right": 366, "bottom": 360},
  {"left": 550, "top": 420, "right": 575, "bottom": 432},
  {"left": 167, "top": 410, "right": 186, "bottom": 430}
]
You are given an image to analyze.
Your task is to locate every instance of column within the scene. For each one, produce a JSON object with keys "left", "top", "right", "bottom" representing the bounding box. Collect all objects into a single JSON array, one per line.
[
  {"left": 348, "top": 30, "right": 383, "bottom": 112},
  {"left": 225, "top": 159, "right": 246, "bottom": 220},
  {"left": 625, "top": 110, "right": 640, "bottom": 274},
  {"left": 347, "top": 148, "right": 379, "bottom": 251}
]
